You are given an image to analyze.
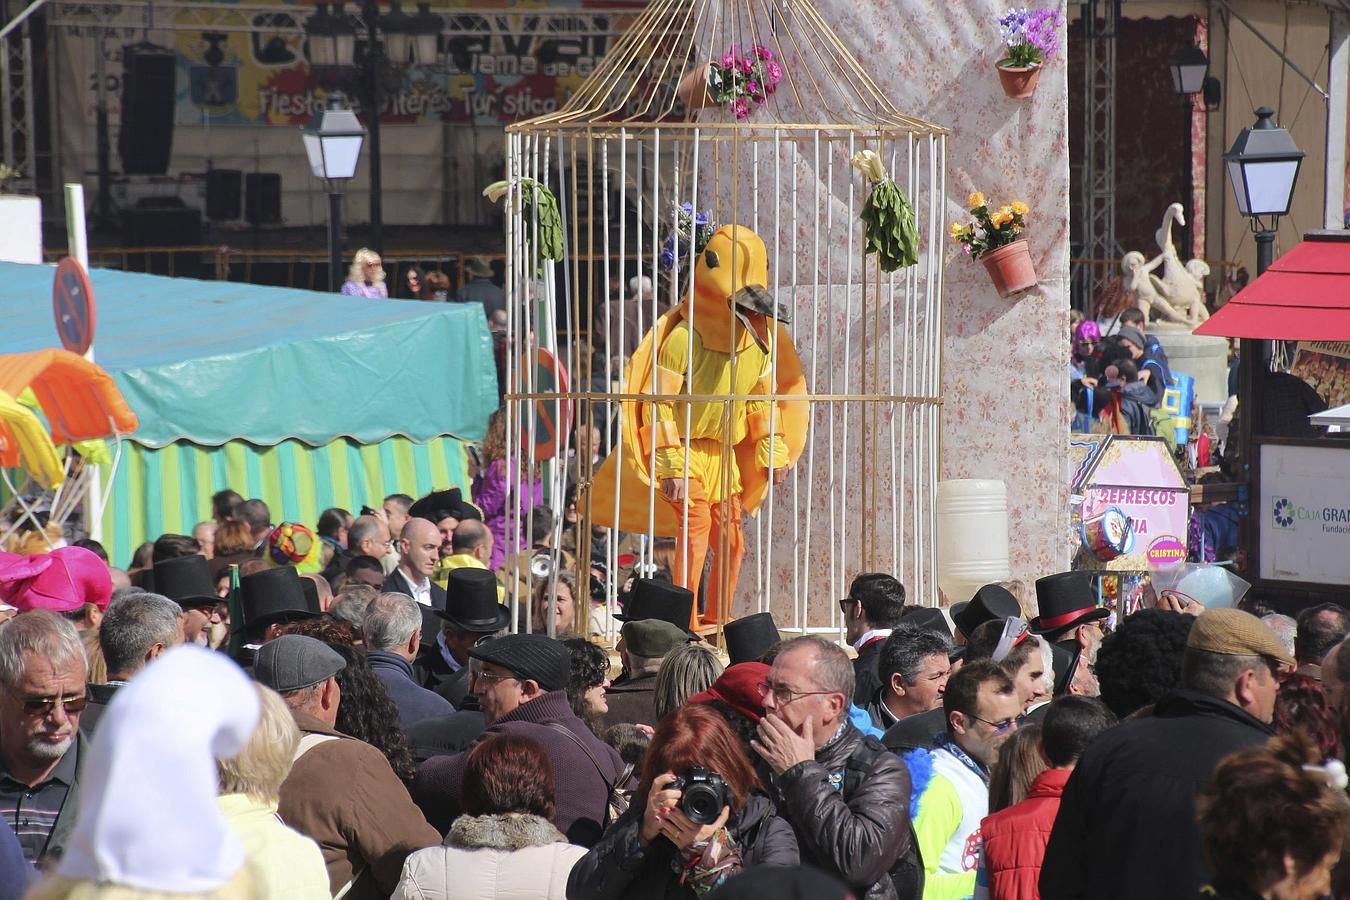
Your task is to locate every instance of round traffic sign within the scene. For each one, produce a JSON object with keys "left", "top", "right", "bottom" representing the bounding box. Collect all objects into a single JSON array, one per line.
[
  {"left": 52, "top": 257, "right": 95, "bottom": 356},
  {"left": 519, "top": 347, "right": 572, "bottom": 461}
]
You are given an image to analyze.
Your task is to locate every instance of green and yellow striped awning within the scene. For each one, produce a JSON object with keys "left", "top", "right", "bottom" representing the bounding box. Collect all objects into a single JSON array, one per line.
[{"left": 95, "top": 434, "right": 470, "bottom": 567}]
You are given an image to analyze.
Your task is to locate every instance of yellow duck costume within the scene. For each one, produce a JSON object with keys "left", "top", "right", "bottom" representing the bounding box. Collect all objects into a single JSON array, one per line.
[{"left": 590, "top": 225, "right": 809, "bottom": 629}]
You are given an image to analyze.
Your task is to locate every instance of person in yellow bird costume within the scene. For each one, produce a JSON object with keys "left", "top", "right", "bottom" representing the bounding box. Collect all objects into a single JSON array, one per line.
[{"left": 591, "top": 224, "right": 809, "bottom": 630}]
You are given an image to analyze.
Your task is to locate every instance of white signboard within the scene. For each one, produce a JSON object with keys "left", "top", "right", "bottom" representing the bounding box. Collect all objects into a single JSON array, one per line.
[{"left": 1260, "top": 444, "right": 1350, "bottom": 584}]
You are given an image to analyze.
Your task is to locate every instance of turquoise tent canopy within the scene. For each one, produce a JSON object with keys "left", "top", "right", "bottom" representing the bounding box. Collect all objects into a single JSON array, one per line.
[
  {"left": 0, "top": 262, "right": 498, "bottom": 447},
  {"left": 0, "top": 262, "right": 499, "bottom": 564}
]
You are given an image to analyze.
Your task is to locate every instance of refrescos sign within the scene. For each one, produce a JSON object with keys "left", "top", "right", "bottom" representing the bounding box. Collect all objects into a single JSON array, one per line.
[
  {"left": 1071, "top": 435, "right": 1191, "bottom": 572},
  {"left": 1261, "top": 445, "right": 1350, "bottom": 584}
]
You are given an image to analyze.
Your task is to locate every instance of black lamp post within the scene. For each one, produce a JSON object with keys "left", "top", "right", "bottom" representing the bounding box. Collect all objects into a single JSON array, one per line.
[
  {"left": 1225, "top": 107, "right": 1304, "bottom": 541},
  {"left": 1169, "top": 42, "right": 1209, "bottom": 95},
  {"left": 1170, "top": 43, "right": 1209, "bottom": 258},
  {"left": 1223, "top": 106, "right": 1305, "bottom": 275},
  {"left": 302, "top": 92, "right": 366, "bottom": 291}
]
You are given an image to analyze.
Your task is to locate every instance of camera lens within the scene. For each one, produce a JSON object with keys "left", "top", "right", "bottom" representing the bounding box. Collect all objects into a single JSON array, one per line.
[{"left": 680, "top": 783, "right": 722, "bottom": 826}]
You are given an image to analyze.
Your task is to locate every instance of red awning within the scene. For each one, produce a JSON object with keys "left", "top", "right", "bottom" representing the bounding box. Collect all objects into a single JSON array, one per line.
[{"left": 1194, "top": 232, "right": 1350, "bottom": 340}]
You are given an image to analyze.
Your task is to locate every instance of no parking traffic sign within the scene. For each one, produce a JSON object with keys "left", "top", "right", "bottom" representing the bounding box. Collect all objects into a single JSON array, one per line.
[{"left": 53, "top": 256, "right": 95, "bottom": 356}]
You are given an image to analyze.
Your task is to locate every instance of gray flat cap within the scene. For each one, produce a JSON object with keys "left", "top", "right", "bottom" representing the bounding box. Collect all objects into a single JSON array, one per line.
[{"left": 254, "top": 634, "right": 346, "bottom": 693}]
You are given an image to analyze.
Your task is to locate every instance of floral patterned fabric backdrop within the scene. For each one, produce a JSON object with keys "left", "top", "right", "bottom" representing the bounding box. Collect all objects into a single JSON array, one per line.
[{"left": 723, "top": 0, "right": 1073, "bottom": 623}]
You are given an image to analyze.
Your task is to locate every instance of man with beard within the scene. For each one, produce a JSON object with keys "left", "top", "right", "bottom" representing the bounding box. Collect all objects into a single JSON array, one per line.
[{"left": 0, "top": 611, "right": 89, "bottom": 863}]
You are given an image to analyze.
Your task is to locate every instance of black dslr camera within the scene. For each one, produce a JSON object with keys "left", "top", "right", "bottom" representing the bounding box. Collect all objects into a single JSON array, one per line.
[{"left": 670, "top": 767, "right": 727, "bottom": 826}]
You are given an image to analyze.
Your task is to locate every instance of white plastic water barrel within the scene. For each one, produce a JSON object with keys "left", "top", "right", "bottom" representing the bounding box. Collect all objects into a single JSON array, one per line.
[{"left": 936, "top": 479, "right": 1010, "bottom": 606}]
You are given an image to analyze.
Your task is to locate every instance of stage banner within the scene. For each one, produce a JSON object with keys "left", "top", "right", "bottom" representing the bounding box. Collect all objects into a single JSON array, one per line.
[
  {"left": 54, "top": 2, "right": 642, "bottom": 129},
  {"left": 1290, "top": 341, "right": 1350, "bottom": 409}
]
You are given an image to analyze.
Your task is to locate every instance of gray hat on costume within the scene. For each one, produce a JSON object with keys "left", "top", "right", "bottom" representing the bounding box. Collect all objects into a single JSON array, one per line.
[
  {"left": 469, "top": 632, "right": 570, "bottom": 692},
  {"left": 254, "top": 635, "right": 346, "bottom": 693}
]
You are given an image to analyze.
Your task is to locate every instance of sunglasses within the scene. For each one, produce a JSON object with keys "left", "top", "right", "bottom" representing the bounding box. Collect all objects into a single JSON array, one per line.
[{"left": 20, "top": 694, "right": 87, "bottom": 717}]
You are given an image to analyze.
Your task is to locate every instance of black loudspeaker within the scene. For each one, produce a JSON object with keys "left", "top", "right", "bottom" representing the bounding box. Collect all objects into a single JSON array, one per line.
[
  {"left": 206, "top": 169, "right": 242, "bottom": 220},
  {"left": 119, "top": 43, "right": 177, "bottom": 176},
  {"left": 245, "top": 172, "right": 281, "bottom": 225},
  {"left": 121, "top": 198, "right": 204, "bottom": 276},
  {"left": 122, "top": 198, "right": 203, "bottom": 246}
]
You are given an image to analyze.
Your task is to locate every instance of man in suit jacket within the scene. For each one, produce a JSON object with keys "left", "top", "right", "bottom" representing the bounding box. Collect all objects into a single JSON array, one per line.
[
  {"left": 382, "top": 517, "right": 446, "bottom": 649},
  {"left": 840, "top": 573, "right": 906, "bottom": 706}
]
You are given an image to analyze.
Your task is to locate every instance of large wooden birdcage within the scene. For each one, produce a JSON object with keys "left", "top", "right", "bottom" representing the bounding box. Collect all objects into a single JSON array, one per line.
[{"left": 498, "top": 0, "right": 948, "bottom": 643}]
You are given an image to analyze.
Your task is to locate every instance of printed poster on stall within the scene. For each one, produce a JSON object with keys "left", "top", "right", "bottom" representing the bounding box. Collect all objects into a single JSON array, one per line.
[
  {"left": 1261, "top": 444, "right": 1350, "bottom": 585},
  {"left": 1072, "top": 436, "right": 1191, "bottom": 572},
  {"left": 1291, "top": 341, "right": 1350, "bottom": 409}
]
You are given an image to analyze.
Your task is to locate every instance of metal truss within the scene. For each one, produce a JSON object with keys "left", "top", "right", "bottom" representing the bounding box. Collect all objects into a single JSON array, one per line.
[
  {"left": 43, "top": 1, "right": 639, "bottom": 36},
  {"left": 1, "top": 1, "right": 39, "bottom": 195},
  {"left": 1072, "top": 0, "right": 1121, "bottom": 310}
]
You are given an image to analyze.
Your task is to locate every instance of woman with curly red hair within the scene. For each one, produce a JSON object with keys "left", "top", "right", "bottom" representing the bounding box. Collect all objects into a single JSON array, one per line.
[
  {"left": 567, "top": 703, "right": 798, "bottom": 898},
  {"left": 1197, "top": 732, "right": 1350, "bottom": 899}
]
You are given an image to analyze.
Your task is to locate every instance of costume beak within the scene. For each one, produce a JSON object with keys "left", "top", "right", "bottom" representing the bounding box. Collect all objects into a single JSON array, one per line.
[{"left": 728, "top": 284, "right": 791, "bottom": 324}]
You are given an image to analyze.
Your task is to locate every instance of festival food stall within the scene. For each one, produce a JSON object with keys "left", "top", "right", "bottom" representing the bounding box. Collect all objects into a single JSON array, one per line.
[
  {"left": 1070, "top": 434, "right": 1192, "bottom": 613},
  {"left": 0, "top": 261, "right": 499, "bottom": 565}
]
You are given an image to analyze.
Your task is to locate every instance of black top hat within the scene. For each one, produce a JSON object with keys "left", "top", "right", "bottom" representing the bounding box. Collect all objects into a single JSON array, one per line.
[
  {"left": 616, "top": 578, "right": 695, "bottom": 633},
  {"left": 239, "top": 566, "right": 319, "bottom": 633},
  {"left": 152, "top": 554, "right": 218, "bottom": 608},
  {"left": 409, "top": 488, "right": 482, "bottom": 525},
  {"left": 1049, "top": 638, "right": 1081, "bottom": 695},
  {"left": 299, "top": 576, "right": 320, "bottom": 614},
  {"left": 436, "top": 568, "right": 510, "bottom": 633},
  {"left": 950, "top": 584, "right": 1023, "bottom": 639},
  {"left": 724, "top": 612, "right": 781, "bottom": 665},
  {"left": 900, "top": 606, "right": 953, "bottom": 641},
  {"left": 1030, "top": 572, "right": 1109, "bottom": 636}
]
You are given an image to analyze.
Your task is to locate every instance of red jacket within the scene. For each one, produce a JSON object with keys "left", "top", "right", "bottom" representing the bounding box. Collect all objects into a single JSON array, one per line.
[{"left": 979, "top": 767, "right": 1072, "bottom": 900}]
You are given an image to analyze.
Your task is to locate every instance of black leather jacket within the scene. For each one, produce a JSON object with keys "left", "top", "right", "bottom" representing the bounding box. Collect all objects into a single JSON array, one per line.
[
  {"left": 768, "top": 722, "right": 913, "bottom": 900},
  {"left": 566, "top": 793, "right": 799, "bottom": 900}
]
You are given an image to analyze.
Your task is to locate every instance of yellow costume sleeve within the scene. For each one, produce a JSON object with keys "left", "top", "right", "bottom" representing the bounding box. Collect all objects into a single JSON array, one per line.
[
  {"left": 748, "top": 369, "right": 789, "bottom": 471},
  {"left": 651, "top": 319, "right": 690, "bottom": 480}
]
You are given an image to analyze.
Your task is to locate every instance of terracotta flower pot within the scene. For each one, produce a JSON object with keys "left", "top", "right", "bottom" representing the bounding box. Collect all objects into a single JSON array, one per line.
[
  {"left": 980, "top": 239, "right": 1038, "bottom": 298},
  {"left": 676, "top": 63, "right": 714, "bottom": 110},
  {"left": 996, "top": 63, "right": 1041, "bottom": 99}
]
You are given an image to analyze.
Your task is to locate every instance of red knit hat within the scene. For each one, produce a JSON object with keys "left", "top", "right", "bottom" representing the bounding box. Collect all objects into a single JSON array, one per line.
[{"left": 689, "top": 662, "right": 770, "bottom": 722}]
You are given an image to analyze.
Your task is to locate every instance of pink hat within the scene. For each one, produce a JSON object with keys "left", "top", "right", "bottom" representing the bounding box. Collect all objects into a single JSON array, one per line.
[{"left": 0, "top": 546, "right": 113, "bottom": 612}]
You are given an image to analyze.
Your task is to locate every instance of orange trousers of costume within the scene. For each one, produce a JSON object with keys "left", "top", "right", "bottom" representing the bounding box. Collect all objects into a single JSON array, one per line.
[{"left": 664, "top": 480, "right": 744, "bottom": 630}]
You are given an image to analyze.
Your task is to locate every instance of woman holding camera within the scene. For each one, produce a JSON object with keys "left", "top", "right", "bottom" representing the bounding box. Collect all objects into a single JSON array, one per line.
[{"left": 566, "top": 704, "right": 798, "bottom": 899}]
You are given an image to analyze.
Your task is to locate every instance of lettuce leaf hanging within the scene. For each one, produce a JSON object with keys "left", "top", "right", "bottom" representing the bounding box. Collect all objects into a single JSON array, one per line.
[
  {"left": 851, "top": 150, "right": 920, "bottom": 272},
  {"left": 483, "top": 178, "right": 564, "bottom": 275}
]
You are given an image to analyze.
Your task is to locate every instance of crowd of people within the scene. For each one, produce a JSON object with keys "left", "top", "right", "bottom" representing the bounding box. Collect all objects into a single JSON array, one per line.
[
  {"left": 1068, "top": 305, "right": 1178, "bottom": 437},
  {"left": 1, "top": 451, "right": 1350, "bottom": 898}
]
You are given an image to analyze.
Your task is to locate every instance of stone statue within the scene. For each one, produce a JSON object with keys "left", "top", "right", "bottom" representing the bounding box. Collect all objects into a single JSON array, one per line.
[{"left": 1122, "top": 203, "right": 1211, "bottom": 330}]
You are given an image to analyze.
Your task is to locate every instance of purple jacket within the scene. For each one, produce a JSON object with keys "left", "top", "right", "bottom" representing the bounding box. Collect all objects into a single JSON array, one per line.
[{"left": 472, "top": 458, "right": 542, "bottom": 571}]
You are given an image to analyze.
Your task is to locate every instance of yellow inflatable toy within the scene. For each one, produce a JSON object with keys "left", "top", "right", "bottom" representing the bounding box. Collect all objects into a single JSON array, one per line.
[{"left": 590, "top": 225, "right": 809, "bottom": 629}]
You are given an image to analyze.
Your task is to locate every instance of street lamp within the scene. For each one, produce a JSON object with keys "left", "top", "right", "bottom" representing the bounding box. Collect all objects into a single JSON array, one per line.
[
  {"left": 1170, "top": 43, "right": 1210, "bottom": 260},
  {"left": 1169, "top": 43, "right": 1209, "bottom": 96},
  {"left": 302, "top": 92, "right": 366, "bottom": 291},
  {"left": 1224, "top": 106, "right": 1305, "bottom": 274}
]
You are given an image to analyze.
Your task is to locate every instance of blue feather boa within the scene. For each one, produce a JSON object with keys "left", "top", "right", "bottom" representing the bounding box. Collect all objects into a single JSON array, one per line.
[{"left": 901, "top": 748, "right": 935, "bottom": 820}]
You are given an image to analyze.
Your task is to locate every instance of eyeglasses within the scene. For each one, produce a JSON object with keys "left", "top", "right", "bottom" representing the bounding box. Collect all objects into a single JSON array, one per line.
[
  {"left": 20, "top": 694, "right": 87, "bottom": 717},
  {"left": 475, "top": 670, "right": 519, "bottom": 685},
  {"left": 965, "top": 712, "right": 1017, "bottom": 735},
  {"left": 838, "top": 597, "right": 857, "bottom": 613},
  {"left": 758, "top": 680, "right": 837, "bottom": 706}
]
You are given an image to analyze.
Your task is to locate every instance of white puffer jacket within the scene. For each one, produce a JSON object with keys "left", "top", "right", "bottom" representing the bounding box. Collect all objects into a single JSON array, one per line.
[{"left": 396, "top": 813, "right": 587, "bottom": 900}]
